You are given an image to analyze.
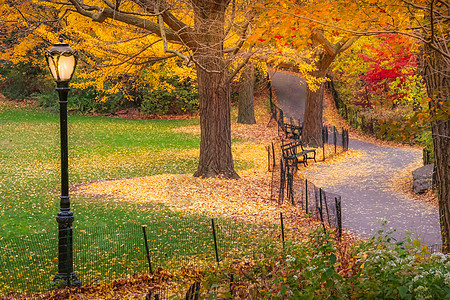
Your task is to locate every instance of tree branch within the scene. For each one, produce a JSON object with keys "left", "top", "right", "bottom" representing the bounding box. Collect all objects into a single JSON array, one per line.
[
  {"left": 67, "top": 0, "right": 182, "bottom": 43},
  {"left": 155, "top": 0, "right": 190, "bottom": 62},
  {"left": 311, "top": 28, "right": 337, "bottom": 56}
]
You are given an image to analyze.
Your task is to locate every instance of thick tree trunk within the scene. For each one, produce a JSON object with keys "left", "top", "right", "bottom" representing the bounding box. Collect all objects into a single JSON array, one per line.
[
  {"left": 301, "top": 29, "right": 355, "bottom": 147},
  {"left": 432, "top": 119, "right": 450, "bottom": 253},
  {"left": 302, "top": 84, "right": 324, "bottom": 147},
  {"left": 194, "top": 65, "right": 239, "bottom": 178},
  {"left": 192, "top": 0, "right": 239, "bottom": 179},
  {"left": 302, "top": 52, "right": 334, "bottom": 147},
  {"left": 423, "top": 44, "right": 450, "bottom": 253},
  {"left": 237, "top": 63, "right": 256, "bottom": 124}
]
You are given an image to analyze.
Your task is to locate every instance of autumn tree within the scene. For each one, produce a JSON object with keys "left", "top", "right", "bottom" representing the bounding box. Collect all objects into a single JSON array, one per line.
[
  {"left": 253, "top": 1, "right": 362, "bottom": 146},
  {"left": 419, "top": 1, "right": 449, "bottom": 253},
  {"left": 257, "top": 0, "right": 449, "bottom": 252},
  {"left": 1, "top": 0, "right": 267, "bottom": 179}
]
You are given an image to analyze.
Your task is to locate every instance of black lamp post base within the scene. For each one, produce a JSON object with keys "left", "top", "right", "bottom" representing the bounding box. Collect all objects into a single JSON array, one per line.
[{"left": 52, "top": 272, "right": 81, "bottom": 289}]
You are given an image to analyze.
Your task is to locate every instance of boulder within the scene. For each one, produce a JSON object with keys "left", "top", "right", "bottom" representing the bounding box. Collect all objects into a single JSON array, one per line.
[{"left": 412, "top": 164, "right": 434, "bottom": 194}]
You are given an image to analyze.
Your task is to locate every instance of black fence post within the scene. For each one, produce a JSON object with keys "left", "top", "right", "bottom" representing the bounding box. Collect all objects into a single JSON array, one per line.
[
  {"left": 305, "top": 179, "right": 308, "bottom": 214},
  {"left": 335, "top": 197, "right": 342, "bottom": 239},
  {"left": 211, "top": 219, "right": 220, "bottom": 264},
  {"left": 319, "top": 189, "right": 326, "bottom": 231},
  {"left": 345, "top": 129, "right": 349, "bottom": 151},
  {"left": 272, "top": 142, "right": 276, "bottom": 169},
  {"left": 286, "top": 167, "right": 295, "bottom": 206},
  {"left": 142, "top": 225, "right": 153, "bottom": 274},
  {"left": 333, "top": 126, "right": 337, "bottom": 154},
  {"left": 230, "top": 274, "right": 234, "bottom": 297},
  {"left": 280, "top": 212, "right": 285, "bottom": 250},
  {"left": 279, "top": 156, "right": 286, "bottom": 204},
  {"left": 322, "top": 126, "right": 326, "bottom": 161}
]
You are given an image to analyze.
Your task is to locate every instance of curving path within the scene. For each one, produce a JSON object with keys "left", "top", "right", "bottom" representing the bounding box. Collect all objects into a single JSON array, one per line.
[{"left": 270, "top": 71, "right": 441, "bottom": 247}]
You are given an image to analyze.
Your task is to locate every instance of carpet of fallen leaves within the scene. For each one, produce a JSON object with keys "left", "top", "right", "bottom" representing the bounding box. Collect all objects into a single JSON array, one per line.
[
  {"left": 0, "top": 92, "right": 349, "bottom": 299},
  {"left": 3, "top": 85, "right": 433, "bottom": 298},
  {"left": 72, "top": 92, "right": 353, "bottom": 235},
  {"left": 74, "top": 137, "right": 316, "bottom": 234},
  {"left": 2, "top": 271, "right": 183, "bottom": 300}
]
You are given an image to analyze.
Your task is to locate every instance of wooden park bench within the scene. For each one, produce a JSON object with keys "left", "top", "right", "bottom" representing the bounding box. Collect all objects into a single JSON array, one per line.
[
  {"left": 284, "top": 123, "right": 302, "bottom": 140},
  {"left": 281, "top": 140, "right": 316, "bottom": 169}
]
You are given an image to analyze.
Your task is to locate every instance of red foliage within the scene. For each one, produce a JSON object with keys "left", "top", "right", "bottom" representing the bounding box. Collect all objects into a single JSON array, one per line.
[{"left": 358, "top": 34, "right": 417, "bottom": 108}]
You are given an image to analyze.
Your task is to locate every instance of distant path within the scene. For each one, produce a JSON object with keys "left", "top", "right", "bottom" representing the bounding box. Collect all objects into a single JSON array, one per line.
[
  {"left": 269, "top": 70, "right": 307, "bottom": 122},
  {"left": 270, "top": 71, "right": 441, "bottom": 247}
]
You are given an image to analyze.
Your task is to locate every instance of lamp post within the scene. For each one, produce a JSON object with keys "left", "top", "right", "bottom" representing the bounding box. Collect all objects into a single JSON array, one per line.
[{"left": 45, "top": 38, "right": 81, "bottom": 287}]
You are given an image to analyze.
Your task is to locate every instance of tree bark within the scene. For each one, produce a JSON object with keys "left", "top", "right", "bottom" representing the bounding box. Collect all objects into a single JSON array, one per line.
[
  {"left": 302, "top": 83, "right": 324, "bottom": 146},
  {"left": 433, "top": 119, "right": 450, "bottom": 253},
  {"left": 237, "top": 63, "right": 256, "bottom": 124},
  {"left": 192, "top": 0, "right": 239, "bottom": 179},
  {"left": 302, "top": 54, "right": 334, "bottom": 147},
  {"left": 423, "top": 44, "right": 450, "bottom": 253},
  {"left": 302, "top": 30, "right": 356, "bottom": 147}
]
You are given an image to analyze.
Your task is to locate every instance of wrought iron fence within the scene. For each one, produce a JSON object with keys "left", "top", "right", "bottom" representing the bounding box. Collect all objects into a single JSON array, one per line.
[
  {"left": 0, "top": 216, "right": 286, "bottom": 296},
  {"left": 270, "top": 159, "right": 343, "bottom": 239},
  {"left": 322, "top": 125, "right": 349, "bottom": 161},
  {"left": 266, "top": 124, "right": 347, "bottom": 238}
]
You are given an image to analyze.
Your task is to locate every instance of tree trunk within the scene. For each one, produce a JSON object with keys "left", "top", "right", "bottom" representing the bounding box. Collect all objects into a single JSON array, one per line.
[
  {"left": 423, "top": 44, "right": 450, "bottom": 253},
  {"left": 237, "top": 63, "right": 256, "bottom": 124},
  {"left": 192, "top": 0, "right": 239, "bottom": 179},
  {"left": 302, "top": 84, "right": 324, "bottom": 146},
  {"left": 433, "top": 119, "right": 450, "bottom": 253},
  {"left": 301, "top": 29, "right": 355, "bottom": 147},
  {"left": 302, "top": 52, "right": 334, "bottom": 147}
]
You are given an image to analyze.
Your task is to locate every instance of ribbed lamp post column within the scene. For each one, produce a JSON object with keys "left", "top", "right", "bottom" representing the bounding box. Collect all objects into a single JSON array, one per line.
[{"left": 45, "top": 37, "right": 81, "bottom": 287}]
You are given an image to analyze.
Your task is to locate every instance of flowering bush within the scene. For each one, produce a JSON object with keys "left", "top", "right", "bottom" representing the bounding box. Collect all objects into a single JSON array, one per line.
[
  {"left": 203, "top": 227, "right": 449, "bottom": 299},
  {"left": 346, "top": 230, "right": 450, "bottom": 299}
]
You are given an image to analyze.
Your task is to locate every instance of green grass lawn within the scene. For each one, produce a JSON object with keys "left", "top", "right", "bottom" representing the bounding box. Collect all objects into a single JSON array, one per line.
[
  {"left": 0, "top": 102, "right": 280, "bottom": 294},
  {"left": 0, "top": 105, "right": 203, "bottom": 236}
]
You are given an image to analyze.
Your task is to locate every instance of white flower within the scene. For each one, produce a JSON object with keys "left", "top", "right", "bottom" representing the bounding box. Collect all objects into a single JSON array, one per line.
[
  {"left": 286, "top": 255, "right": 296, "bottom": 263},
  {"left": 307, "top": 265, "right": 316, "bottom": 271},
  {"left": 387, "top": 260, "right": 396, "bottom": 267},
  {"left": 444, "top": 273, "right": 450, "bottom": 285}
]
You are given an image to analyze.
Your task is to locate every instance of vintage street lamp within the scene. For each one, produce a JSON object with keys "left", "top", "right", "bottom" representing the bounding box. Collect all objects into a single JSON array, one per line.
[{"left": 45, "top": 37, "right": 81, "bottom": 287}]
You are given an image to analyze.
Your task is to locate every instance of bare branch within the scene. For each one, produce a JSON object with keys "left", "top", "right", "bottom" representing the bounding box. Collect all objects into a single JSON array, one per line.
[
  {"left": 155, "top": 0, "right": 190, "bottom": 62},
  {"left": 67, "top": 0, "right": 183, "bottom": 43}
]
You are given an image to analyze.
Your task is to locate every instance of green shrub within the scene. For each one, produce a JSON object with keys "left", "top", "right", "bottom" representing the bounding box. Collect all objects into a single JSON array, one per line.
[
  {"left": 32, "top": 86, "right": 125, "bottom": 114},
  {"left": 416, "top": 129, "right": 434, "bottom": 162},
  {"left": 345, "top": 226, "right": 449, "bottom": 299},
  {"left": 0, "top": 60, "right": 53, "bottom": 100},
  {"left": 140, "top": 77, "right": 198, "bottom": 116}
]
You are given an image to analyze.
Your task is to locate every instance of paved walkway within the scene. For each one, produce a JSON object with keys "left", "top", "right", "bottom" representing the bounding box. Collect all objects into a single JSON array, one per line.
[{"left": 270, "top": 71, "right": 441, "bottom": 247}]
